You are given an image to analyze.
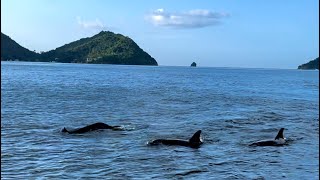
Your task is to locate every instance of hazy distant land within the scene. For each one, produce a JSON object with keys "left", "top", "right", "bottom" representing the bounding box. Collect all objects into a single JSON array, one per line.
[{"left": 2, "top": 31, "right": 318, "bottom": 69}]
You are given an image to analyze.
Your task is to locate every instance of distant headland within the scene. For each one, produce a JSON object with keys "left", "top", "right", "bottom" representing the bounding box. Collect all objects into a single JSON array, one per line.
[
  {"left": 298, "top": 57, "right": 319, "bottom": 70},
  {"left": 1, "top": 31, "right": 158, "bottom": 66}
]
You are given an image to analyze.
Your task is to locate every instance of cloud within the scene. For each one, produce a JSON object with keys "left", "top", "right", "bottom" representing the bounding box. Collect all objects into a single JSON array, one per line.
[
  {"left": 146, "top": 9, "right": 229, "bottom": 29},
  {"left": 77, "top": 16, "right": 105, "bottom": 30}
]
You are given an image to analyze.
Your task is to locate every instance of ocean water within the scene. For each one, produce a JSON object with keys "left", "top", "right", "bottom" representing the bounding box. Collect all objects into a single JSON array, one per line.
[{"left": 1, "top": 61, "right": 319, "bottom": 179}]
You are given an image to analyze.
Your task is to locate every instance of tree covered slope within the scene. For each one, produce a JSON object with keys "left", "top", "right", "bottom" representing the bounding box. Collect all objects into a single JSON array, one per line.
[
  {"left": 1, "top": 33, "right": 38, "bottom": 61},
  {"left": 298, "top": 57, "right": 319, "bottom": 70}
]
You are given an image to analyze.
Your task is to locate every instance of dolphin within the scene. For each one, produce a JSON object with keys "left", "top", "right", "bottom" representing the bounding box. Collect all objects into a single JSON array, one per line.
[
  {"left": 249, "top": 128, "right": 286, "bottom": 146},
  {"left": 61, "top": 122, "right": 122, "bottom": 134},
  {"left": 148, "top": 130, "right": 203, "bottom": 148}
]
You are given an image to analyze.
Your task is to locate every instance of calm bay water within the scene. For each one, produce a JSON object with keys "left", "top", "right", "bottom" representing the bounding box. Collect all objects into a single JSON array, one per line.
[{"left": 1, "top": 61, "right": 319, "bottom": 179}]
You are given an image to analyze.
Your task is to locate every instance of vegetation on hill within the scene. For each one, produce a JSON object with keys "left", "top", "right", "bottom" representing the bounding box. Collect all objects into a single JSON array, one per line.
[
  {"left": 1, "top": 33, "right": 39, "bottom": 61},
  {"left": 1, "top": 31, "right": 158, "bottom": 66},
  {"left": 298, "top": 57, "right": 319, "bottom": 70},
  {"left": 39, "top": 31, "right": 158, "bottom": 65}
]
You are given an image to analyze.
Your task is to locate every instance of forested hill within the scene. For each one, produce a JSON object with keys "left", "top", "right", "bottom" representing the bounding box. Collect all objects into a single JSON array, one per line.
[
  {"left": 1, "top": 33, "right": 39, "bottom": 61},
  {"left": 40, "top": 31, "right": 158, "bottom": 65},
  {"left": 298, "top": 57, "right": 319, "bottom": 70},
  {"left": 1, "top": 31, "right": 158, "bottom": 66}
]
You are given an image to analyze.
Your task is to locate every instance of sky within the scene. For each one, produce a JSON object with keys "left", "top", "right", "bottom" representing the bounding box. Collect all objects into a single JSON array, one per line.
[{"left": 1, "top": 0, "right": 319, "bottom": 68}]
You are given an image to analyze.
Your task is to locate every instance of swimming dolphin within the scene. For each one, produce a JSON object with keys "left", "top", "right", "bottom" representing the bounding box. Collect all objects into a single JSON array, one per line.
[
  {"left": 148, "top": 130, "right": 203, "bottom": 148},
  {"left": 61, "top": 122, "right": 122, "bottom": 134},
  {"left": 249, "top": 128, "right": 286, "bottom": 146}
]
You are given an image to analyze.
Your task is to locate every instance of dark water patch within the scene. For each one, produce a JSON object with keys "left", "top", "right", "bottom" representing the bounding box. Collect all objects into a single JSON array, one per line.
[
  {"left": 175, "top": 169, "right": 209, "bottom": 177},
  {"left": 224, "top": 118, "right": 266, "bottom": 127}
]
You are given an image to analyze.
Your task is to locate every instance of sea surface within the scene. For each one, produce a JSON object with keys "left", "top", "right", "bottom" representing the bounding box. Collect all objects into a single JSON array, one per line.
[{"left": 1, "top": 61, "right": 319, "bottom": 179}]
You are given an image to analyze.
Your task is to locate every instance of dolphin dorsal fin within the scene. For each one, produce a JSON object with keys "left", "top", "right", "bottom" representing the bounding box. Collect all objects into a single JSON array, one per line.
[
  {"left": 189, "top": 130, "right": 202, "bottom": 143},
  {"left": 275, "top": 128, "right": 285, "bottom": 140},
  {"left": 62, "top": 127, "right": 69, "bottom": 133}
]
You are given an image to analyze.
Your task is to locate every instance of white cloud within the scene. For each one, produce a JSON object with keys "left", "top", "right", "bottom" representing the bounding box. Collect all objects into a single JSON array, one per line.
[
  {"left": 76, "top": 16, "right": 105, "bottom": 30},
  {"left": 146, "top": 9, "right": 229, "bottom": 29}
]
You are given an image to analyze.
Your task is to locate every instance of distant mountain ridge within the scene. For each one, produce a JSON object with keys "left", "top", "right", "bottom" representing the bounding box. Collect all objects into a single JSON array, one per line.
[
  {"left": 298, "top": 57, "right": 319, "bottom": 70},
  {"left": 1, "top": 31, "right": 158, "bottom": 66}
]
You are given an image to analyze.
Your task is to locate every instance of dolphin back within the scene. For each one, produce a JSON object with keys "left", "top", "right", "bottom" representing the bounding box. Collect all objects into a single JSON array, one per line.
[
  {"left": 148, "top": 130, "right": 203, "bottom": 148},
  {"left": 61, "top": 122, "right": 121, "bottom": 134},
  {"left": 250, "top": 128, "right": 287, "bottom": 146}
]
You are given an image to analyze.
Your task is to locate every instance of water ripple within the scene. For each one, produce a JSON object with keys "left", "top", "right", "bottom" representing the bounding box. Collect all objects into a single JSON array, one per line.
[{"left": 1, "top": 62, "right": 319, "bottom": 179}]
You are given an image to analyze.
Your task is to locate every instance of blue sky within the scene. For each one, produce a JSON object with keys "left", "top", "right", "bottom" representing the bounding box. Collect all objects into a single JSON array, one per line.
[{"left": 1, "top": 0, "right": 319, "bottom": 68}]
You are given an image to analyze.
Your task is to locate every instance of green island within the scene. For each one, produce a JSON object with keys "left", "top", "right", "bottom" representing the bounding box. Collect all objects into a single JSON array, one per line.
[
  {"left": 298, "top": 57, "right": 319, "bottom": 70},
  {"left": 1, "top": 31, "right": 158, "bottom": 66}
]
